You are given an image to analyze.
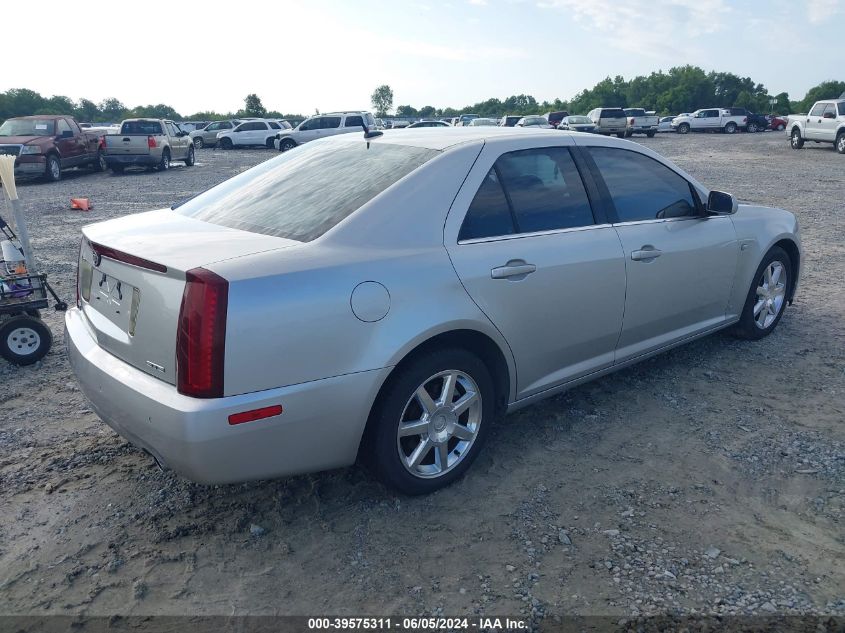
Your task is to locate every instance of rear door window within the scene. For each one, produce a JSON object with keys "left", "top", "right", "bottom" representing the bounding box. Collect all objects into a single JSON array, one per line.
[
  {"left": 459, "top": 147, "right": 595, "bottom": 240},
  {"left": 588, "top": 147, "right": 698, "bottom": 222},
  {"left": 344, "top": 115, "right": 364, "bottom": 127},
  {"left": 268, "top": 121, "right": 281, "bottom": 129},
  {"left": 322, "top": 117, "right": 342, "bottom": 129}
]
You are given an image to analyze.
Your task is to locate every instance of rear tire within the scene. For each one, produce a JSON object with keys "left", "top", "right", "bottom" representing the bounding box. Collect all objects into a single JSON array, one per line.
[
  {"left": 93, "top": 150, "right": 107, "bottom": 172},
  {"left": 111, "top": 164, "right": 125, "bottom": 173},
  {"left": 790, "top": 128, "right": 804, "bottom": 149},
  {"left": 0, "top": 315, "right": 52, "bottom": 366},
  {"left": 747, "top": 122, "right": 758, "bottom": 133},
  {"left": 734, "top": 246, "right": 791, "bottom": 341},
  {"left": 725, "top": 122, "right": 737, "bottom": 134},
  {"left": 193, "top": 137, "right": 204, "bottom": 149},
  {"left": 646, "top": 131, "right": 656, "bottom": 138},
  {"left": 364, "top": 348, "right": 497, "bottom": 495},
  {"left": 265, "top": 137, "right": 275, "bottom": 149},
  {"left": 45, "top": 154, "right": 61, "bottom": 182},
  {"left": 616, "top": 133, "right": 625, "bottom": 139},
  {"left": 776, "top": 123, "right": 785, "bottom": 131},
  {"left": 836, "top": 132, "right": 845, "bottom": 154},
  {"left": 157, "top": 149, "right": 170, "bottom": 171},
  {"left": 184, "top": 146, "right": 195, "bottom": 166}
]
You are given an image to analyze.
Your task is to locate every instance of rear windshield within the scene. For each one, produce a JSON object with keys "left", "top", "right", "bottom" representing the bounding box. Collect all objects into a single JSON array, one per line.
[
  {"left": 624, "top": 109, "right": 645, "bottom": 116},
  {"left": 175, "top": 140, "right": 440, "bottom": 242},
  {"left": 0, "top": 119, "right": 56, "bottom": 136},
  {"left": 121, "top": 120, "right": 163, "bottom": 135},
  {"left": 600, "top": 109, "right": 626, "bottom": 118}
]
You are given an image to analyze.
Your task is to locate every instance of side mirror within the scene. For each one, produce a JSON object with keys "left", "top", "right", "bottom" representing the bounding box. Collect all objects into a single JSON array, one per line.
[
  {"left": 61, "top": 130, "right": 74, "bottom": 138},
  {"left": 823, "top": 112, "right": 835, "bottom": 119},
  {"left": 706, "top": 190, "right": 737, "bottom": 215}
]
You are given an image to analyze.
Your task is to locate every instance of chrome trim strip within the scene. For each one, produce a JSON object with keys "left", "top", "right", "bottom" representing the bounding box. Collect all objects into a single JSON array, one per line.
[
  {"left": 611, "top": 215, "right": 728, "bottom": 228},
  {"left": 458, "top": 223, "right": 613, "bottom": 245}
]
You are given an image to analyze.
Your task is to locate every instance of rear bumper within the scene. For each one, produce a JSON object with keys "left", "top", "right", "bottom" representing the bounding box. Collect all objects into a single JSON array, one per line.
[
  {"left": 65, "top": 307, "right": 391, "bottom": 484},
  {"left": 104, "top": 154, "right": 158, "bottom": 167}
]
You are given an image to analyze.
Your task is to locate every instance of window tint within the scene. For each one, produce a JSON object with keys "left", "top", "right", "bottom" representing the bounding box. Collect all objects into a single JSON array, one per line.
[
  {"left": 823, "top": 104, "right": 836, "bottom": 117},
  {"left": 221, "top": 122, "right": 233, "bottom": 129},
  {"left": 299, "top": 118, "right": 320, "bottom": 131},
  {"left": 589, "top": 147, "right": 698, "bottom": 222},
  {"left": 600, "top": 109, "right": 625, "bottom": 118},
  {"left": 121, "top": 120, "right": 162, "bottom": 135},
  {"left": 176, "top": 141, "right": 439, "bottom": 242},
  {"left": 268, "top": 121, "right": 281, "bottom": 129},
  {"left": 57, "top": 119, "right": 72, "bottom": 134},
  {"left": 809, "top": 103, "right": 826, "bottom": 117},
  {"left": 166, "top": 122, "right": 179, "bottom": 136},
  {"left": 345, "top": 115, "right": 364, "bottom": 127},
  {"left": 322, "top": 117, "right": 342, "bottom": 129},
  {"left": 459, "top": 169, "right": 515, "bottom": 241},
  {"left": 206, "top": 123, "right": 221, "bottom": 131},
  {"left": 497, "top": 148, "right": 594, "bottom": 233},
  {"left": 839, "top": 103, "right": 845, "bottom": 116}
]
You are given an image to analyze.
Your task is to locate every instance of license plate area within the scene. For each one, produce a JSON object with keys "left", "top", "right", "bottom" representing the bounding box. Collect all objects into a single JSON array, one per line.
[{"left": 90, "top": 269, "right": 138, "bottom": 333}]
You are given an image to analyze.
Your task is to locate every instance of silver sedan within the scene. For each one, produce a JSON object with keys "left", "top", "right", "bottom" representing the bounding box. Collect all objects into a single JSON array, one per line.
[{"left": 66, "top": 128, "right": 801, "bottom": 495}]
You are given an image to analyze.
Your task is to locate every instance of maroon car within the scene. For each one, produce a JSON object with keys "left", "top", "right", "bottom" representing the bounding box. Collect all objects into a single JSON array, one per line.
[
  {"left": 769, "top": 116, "right": 787, "bottom": 131},
  {"left": 0, "top": 115, "right": 106, "bottom": 182}
]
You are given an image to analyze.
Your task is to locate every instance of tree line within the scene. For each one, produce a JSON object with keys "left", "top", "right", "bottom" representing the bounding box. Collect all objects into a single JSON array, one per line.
[
  {"left": 0, "top": 91, "right": 301, "bottom": 124},
  {"left": 2, "top": 69, "right": 843, "bottom": 127},
  {"left": 377, "top": 68, "right": 843, "bottom": 119}
]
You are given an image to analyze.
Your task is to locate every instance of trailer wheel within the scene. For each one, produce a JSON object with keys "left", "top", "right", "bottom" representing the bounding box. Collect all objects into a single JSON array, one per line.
[{"left": 0, "top": 315, "right": 52, "bottom": 365}]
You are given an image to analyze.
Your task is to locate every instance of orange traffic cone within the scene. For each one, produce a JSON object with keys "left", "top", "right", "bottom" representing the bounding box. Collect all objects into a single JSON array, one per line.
[{"left": 70, "top": 198, "right": 92, "bottom": 211}]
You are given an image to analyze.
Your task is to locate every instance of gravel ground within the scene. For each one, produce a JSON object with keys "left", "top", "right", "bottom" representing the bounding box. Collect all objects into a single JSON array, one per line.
[{"left": 0, "top": 133, "right": 843, "bottom": 626}]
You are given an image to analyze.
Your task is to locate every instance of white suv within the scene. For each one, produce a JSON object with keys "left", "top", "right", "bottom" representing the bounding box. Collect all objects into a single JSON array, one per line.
[
  {"left": 217, "top": 119, "right": 288, "bottom": 149},
  {"left": 274, "top": 112, "right": 376, "bottom": 151}
]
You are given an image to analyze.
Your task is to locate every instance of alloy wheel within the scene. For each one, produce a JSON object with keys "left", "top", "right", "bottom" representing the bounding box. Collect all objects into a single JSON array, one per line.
[
  {"left": 753, "top": 260, "right": 787, "bottom": 330},
  {"left": 396, "top": 370, "right": 482, "bottom": 479}
]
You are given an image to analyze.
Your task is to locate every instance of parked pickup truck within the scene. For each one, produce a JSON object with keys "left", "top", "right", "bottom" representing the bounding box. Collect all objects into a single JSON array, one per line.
[
  {"left": 671, "top": 108, "right": 746, "bottom": 135},
  {"left": 0, "top": 115, "right": 106, "bottom": 181},
  {"left": 727, "top": 108, "right": 769, "bottom": 133},
  {"left": 623, "top": 108, "right": 659, "bottom": 137},
  {"left": 103, "top": 119, "right": 195, "bottom": 172},
  {"left": 787, "top": 99, "right": 845, "bottom": 154},
  {"left": 586, "top": 107, "right": 628, "bottom": 137}
]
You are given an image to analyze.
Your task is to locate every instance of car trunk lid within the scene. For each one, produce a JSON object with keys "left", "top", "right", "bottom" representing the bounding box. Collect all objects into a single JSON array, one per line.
[{"left": 78, "top": 210, "right": 298, "bottom": 385}]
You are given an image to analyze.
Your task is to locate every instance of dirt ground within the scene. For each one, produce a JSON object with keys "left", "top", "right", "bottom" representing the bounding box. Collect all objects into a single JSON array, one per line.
[{"left": 0, "top": 132, "right": 843, "bottom": 625}]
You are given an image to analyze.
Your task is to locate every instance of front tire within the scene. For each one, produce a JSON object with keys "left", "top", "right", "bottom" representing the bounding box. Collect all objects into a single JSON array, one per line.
[
  {"left": 678, "top": 123, "right": 690, "bottom": 134},
  {"left": 365, "top": 348, "right": 497, "bottom": 495},
  {"left": 193, "top": 137, "right": 204, "bottom": 149},
  {"left": 220, "top": 137, "right": 233, "bottom": 150},
  {"left": 790, "top": 128, "right": 804, "bottom": 149},
  {"left": 0, "top": 315, "right": 52, "bottom": 365},
  {"left": 45, "top": 154, "right": 61, "bottom": 182},
  {"left": 836, "top": 132, "right": 845, "bottom": 154},
  {"left": 279, "top": 138, "right": 296, "bottom": 152},
  {"left": 734, "top": 247, "right": 791, "bottom": 340},
  {"left": 184, "top": 146, "right": 195, "bottom": 166}
]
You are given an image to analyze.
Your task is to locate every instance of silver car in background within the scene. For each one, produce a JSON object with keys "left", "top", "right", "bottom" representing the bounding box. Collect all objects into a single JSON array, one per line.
[{"left": 66, "top": 128, "right": 801, "bottom": 495}]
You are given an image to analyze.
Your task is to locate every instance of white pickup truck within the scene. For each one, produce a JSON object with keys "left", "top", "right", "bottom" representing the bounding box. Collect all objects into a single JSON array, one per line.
[
  {"left": 787, "top": 99, "right": 845, "bottom": 154},
  {"left": 671, "top": 108, "right": 747, "bottom": 135},
  {"left": 623, "top": 108, "right": 659, "bottom": 137}
]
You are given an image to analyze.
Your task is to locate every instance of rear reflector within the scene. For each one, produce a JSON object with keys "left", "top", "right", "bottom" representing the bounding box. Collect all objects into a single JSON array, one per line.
[
  {"left": 176, "top": 268, "right": 228, "bottom": 398},
  {"left": 228, "top": 405, "right": 283, "bottom": 426},
  {"left": 90, "top": 241, "right": 167, "bottom": 273}
]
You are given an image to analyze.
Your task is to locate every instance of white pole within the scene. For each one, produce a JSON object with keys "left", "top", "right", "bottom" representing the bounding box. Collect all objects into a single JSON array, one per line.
[{"left": 0, "top": 155, "right": 39, "bottom": 279}]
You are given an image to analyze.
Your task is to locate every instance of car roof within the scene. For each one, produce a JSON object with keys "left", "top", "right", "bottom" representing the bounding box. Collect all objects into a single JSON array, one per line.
[{"left": 328, "top": 126, "right": 573, "bottom": 151}]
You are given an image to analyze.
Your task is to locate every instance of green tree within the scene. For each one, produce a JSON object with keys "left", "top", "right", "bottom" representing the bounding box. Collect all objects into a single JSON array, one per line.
[
  {"left": 418, "top": 105, "right": 436, "bottom": 118},
  {"left": 242, "top": 93, "right": 267, "bottom": 117},
  {"left": 371, "top": 85, "right": 394, "bottom": 117},
  {"left": 75, "top": 98, "right": 100, "bottom": 122},
  {"left": 99, "top": 97, "right": 126, "bottom": 121},
  {"left": 798, "top": 80, "right": 845, "bottom": 112},
  {"left": 395, "top": 104, "right": 418, "bottom": 117}
]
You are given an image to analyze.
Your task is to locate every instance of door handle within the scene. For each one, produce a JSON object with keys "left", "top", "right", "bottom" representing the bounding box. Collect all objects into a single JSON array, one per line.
[
  {"left": 631, "top": 247, "right": 663, "bottom": 261},
  {"left": 491, "top": 260, "right": 537, "bottom": 280}
]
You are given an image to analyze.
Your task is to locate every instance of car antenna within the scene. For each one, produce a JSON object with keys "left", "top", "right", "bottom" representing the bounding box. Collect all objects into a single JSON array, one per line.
[{"left": 362, "top": 123, "right": 383, "bottom": 147}]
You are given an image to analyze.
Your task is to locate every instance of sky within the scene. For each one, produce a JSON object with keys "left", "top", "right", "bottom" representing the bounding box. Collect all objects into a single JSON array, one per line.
[{"left": 3, "top": 0, "right": 843, "bottom": 116}]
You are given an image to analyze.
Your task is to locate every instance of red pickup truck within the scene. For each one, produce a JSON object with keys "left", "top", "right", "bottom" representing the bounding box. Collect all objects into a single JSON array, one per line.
[{"left": 0, "top": 115, "right": 106, "bottom": 181}]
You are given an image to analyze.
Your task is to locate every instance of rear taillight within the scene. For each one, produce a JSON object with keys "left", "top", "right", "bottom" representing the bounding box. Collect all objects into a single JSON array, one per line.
[
  {"left": 176, "top": 268, "right": 228, "bottom": 398},
  {"left": 76, "top": 240, "right": 82, "bottom": 308},
  {"left": 629, "top": 117, "right": 635, "bottom": 125},
  {"left": 148, "top": 135, "right": 157, "bottom": 149}
]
